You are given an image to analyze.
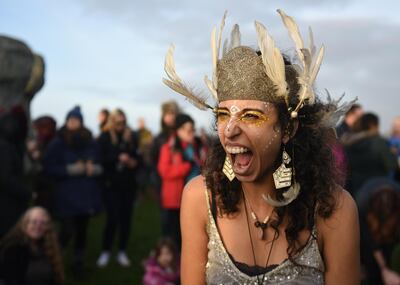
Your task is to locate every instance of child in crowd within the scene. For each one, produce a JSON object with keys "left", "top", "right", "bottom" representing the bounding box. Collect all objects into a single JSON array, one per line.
[{"left": 143, "top": 238, "right": 180, "bottom": 285}]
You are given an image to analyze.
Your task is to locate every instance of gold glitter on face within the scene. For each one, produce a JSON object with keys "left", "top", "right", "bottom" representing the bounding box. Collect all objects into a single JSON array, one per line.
[
  {"left": 216, "top": 104, "right": 269, "bottom": 133},
  {"left": 217, "top": 100, "right": 283, "bottom": 182}
]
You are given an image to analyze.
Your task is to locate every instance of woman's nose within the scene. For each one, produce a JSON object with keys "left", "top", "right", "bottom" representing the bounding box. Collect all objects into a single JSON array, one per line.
[{"left": 224, "top": 117, "right": 241, "bottom": 138}]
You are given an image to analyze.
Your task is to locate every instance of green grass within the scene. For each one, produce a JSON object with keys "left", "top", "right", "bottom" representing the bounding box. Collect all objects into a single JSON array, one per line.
[{"left": 63, "top": 193, "right": 161, "bottom": 285}]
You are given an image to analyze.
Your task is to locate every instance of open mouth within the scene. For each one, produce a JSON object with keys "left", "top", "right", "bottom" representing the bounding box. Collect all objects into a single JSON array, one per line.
[{"left": 226, "top": 146, "right": 254, "bottom": 175}]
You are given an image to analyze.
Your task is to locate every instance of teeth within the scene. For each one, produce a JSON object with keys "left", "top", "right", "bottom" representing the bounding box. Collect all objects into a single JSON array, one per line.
[{"left": 226, "top": 146, "right": 249, "bottom": 154}]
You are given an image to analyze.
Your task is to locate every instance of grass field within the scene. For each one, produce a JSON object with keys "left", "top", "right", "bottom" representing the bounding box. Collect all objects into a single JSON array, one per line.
[
  {"left": 60, "top": 191, "right": 400, "bottom": 285},
  {"left": 63, "top": 193, "right": 161, "bottom": 285}
]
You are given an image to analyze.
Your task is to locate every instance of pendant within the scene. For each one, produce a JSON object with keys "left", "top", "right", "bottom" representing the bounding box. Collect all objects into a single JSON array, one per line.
[
  {"left": 259, "top": 228, "right": 265, "bottom": 240},
  {"left": 254, "top": 221, "right": 269, "bottom": 240}
]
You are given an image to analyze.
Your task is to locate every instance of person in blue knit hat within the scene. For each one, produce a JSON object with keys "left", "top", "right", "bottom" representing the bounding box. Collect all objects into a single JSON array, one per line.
[
  {"left": 43, "top": 105, "right": 102, "bottom": 279},
  {"left": 66, "top": 106, "right": 84, "bottom": 123}
]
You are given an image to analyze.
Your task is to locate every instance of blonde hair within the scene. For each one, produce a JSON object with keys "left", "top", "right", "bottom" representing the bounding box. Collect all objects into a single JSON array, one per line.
[
  {"left": 103, "top": 108, "right": 133, "bottom": 145},
  {"left": 1, "top": 207, "right": 64, "bottom": 283}
]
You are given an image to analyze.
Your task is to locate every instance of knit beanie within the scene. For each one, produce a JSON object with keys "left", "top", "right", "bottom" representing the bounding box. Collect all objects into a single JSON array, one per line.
[{"left": 66, "top": 106, "right": 83, "bottom": 123}]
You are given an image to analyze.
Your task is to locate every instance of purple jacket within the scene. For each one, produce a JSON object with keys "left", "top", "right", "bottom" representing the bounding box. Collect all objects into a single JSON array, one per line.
[{"left": 142, "top": 257, "right": 179, "bottom": 285}]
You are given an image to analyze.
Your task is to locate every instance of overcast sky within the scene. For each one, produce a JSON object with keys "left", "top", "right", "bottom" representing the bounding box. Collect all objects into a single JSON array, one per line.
[{"left": 1, "top": 0, "right": 399, "bottom": 135}]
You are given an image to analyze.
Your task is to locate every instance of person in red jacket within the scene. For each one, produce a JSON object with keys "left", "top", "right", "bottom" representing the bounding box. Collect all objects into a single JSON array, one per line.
[{"left": 157, "top": 114, "right": 202, "bottom": 247}]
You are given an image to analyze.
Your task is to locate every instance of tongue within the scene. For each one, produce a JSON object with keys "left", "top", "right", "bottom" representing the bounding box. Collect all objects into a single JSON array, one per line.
[{"left": 234, "top": 152, "right": 252, "bottom": 167}]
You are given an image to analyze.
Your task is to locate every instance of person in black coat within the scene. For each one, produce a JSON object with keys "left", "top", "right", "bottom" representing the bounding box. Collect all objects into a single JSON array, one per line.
[
  {"left": 344, "top": 113, "right": 398, "bottom": 196},
  {"left": 96, "top": 108, "right": 141, "bottom": 268},
  {"left": 0, "top": 207, "right": 64, "bottom": 285},
  {"left": 26, "top": 116, "right": 57, "bottom": 213},
  {"left": 43, "top": 106, "right": 102, "bottom": 278},
  {"left": 0, "top": 113, "right": 31, "bottom": 238}
]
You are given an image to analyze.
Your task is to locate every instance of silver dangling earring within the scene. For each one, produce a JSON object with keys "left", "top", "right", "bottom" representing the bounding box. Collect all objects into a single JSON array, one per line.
[
  {"left": 272, "top": 147, "right": 292, "bottom": 189},
  {"left": 222, "top": 155, "right": 235, "bottom": 181},
  {"left": 264, "top": 146, "right": 301, "bottom": 207}
]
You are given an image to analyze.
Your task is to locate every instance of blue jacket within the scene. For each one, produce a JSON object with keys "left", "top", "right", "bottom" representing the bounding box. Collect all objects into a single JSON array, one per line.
[{"left": 44, "top": 127, "right": 102, "bottom": 217}]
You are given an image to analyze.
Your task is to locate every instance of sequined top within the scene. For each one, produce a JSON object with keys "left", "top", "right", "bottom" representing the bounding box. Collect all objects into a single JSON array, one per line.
[{"left": 204, "top": 190, "right": 325, "bottom": 285}]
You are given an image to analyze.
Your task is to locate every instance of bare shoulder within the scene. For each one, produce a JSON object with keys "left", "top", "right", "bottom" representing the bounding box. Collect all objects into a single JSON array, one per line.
[
  {"left": 181, "top": 175, "right": 209, "bottom": 222},
  {"left": 317, "top": 186, "right": 359, "bottom": 245},
  {"left": 181, "top": 175, "right": 210, "bottom": 284},
  {"left": 326, "top": 187, "right": 358, "bottom": 226},
  {"left": 183, "top": 175, "right": 208, "bottom": 203},
  {"left": 318, "top": 186, "right": 361, "bottom": 283}
]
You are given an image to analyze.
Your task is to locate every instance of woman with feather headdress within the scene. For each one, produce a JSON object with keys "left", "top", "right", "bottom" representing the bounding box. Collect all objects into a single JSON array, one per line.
[{"left": 163, "top": 10, "right": 360, "bottom": 285}]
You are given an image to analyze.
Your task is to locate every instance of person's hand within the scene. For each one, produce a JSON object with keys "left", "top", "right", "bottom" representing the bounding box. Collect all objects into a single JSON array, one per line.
[
  {"left": 76, "top": 160, "right": 86, "bottom": 172},
  {"left": 26, "top": 139, "right": 37, "bottom": 152},
  {"left": 26, "top": 140, "right": 41, "bottom": 160},
  {"left": 86, "top": 161, "right": 95, "bottom": 177},
  {"left": 31, "top": 150, "right": 41, "bottom": 160},
  {"left": 119, "top": 153, "right": 130, "bottom": 163},
  {"left": 382, "top": 268, "right": 400, "bottom": 285},
  {"left": 67, "top": 160, "right": 86, "bottom": 176},
  {"left": 125, "top": 158, "right": 138, "bottom": 169}
]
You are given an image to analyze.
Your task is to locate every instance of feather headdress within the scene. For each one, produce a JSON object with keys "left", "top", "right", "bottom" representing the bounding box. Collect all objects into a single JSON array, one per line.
[
  {"left": 277, "top": 9, "right": 325, "bottom": 118},
  {"left": 204, "top": 11, "right": 227, "bottom": 102},
  {"left": 162, "top": 9, "right": 356, "bottom": 208},
  {"left": 222, "top": 24, "right": 242, "bottom": 56},
  {"left": 162, "top": 45, "right": 212, "bottom": 111},
  {"left": 255, "top": 21, "right": 288, "bottom": 104},
  {"left": 162, "top": 9, "right": 327, "bottom": 115},
  {"left": 321, "top": 89, "right": 358, "bottom": 128}
]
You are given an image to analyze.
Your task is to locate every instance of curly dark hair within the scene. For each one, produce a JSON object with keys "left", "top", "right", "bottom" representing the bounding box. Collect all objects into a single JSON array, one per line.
[{"left": 203, "top": 58, "right": 341, "bottom": 261}]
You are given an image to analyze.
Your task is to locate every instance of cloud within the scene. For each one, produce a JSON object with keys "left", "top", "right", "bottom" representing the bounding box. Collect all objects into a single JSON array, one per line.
[{"left": 14, "top": 0, "right": 398, "bottom": 134}]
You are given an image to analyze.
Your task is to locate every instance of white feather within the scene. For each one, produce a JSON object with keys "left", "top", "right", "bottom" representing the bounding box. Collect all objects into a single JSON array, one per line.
[
  {"left": 262, "top": 183, "right": 301, "bottom": 207},
  {"left": 277, "top": 9, "right": 325, "bottom": 112},
  {"left": 210, "top": 27, "right": 217, "bottom": 86},
  {"left": 321, "top": 90, "right": 358, "bottom": 128},
  {"left": 277, "top": 9, "right": 305, "bottom": 66},
  {"left": 255, "top": 21, "right": 287, "bottom": 100},
  {"left": 216, "top": 11, "right": 227, "bottom": 60},
  {"left": 308, "top": 27, "right": 316, "bottom": 57},
  {"left": 209, "top": 11, "right": 227, "bottom": 95},
  {"left": 164, "top": 45, "right": 182, "bottom": 84},
  {"left": 222, "top": 24, "right": 242, "bottom": 56},
  {"left": 230, "top": 24, "right": 241, "bottom": 50},
  {"left": 309, "top": 45, "right": 325, "bottom": 86},
  {"left": 163, "top": 45, "right": 212, "bottom": 111},
  {"left": 222, "top": 38, "right": 228, "bottom": 56},
  {"left": 204, "top": 75, "right": 218, "bottom": 101}
]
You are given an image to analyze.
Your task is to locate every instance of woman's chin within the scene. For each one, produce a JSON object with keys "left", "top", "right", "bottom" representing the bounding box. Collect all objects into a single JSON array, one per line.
[{"left": 234, "top": 168, "right": 259, "bottom": 183}]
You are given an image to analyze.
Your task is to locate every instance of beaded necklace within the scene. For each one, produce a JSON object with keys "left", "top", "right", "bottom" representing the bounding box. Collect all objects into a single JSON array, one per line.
[
  {"left": 243, "top": 190, "right": 278, "bottom": 285},
  {"left": 242, "top": 187, "right": 275, "bottom": 240}
]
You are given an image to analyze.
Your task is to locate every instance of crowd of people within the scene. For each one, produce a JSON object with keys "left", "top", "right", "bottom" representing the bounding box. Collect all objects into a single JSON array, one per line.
[
  {"left": 336, "top": 105, "right": 400, "bottom": 285},
  {"left": 0, "top": 98, "right": 209, "bottom": 285}
]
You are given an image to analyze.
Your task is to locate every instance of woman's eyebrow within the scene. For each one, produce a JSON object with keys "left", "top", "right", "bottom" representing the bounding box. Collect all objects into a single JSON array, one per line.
[{"left": 242, "top": 108, "right": 265, "bottom": 113}]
